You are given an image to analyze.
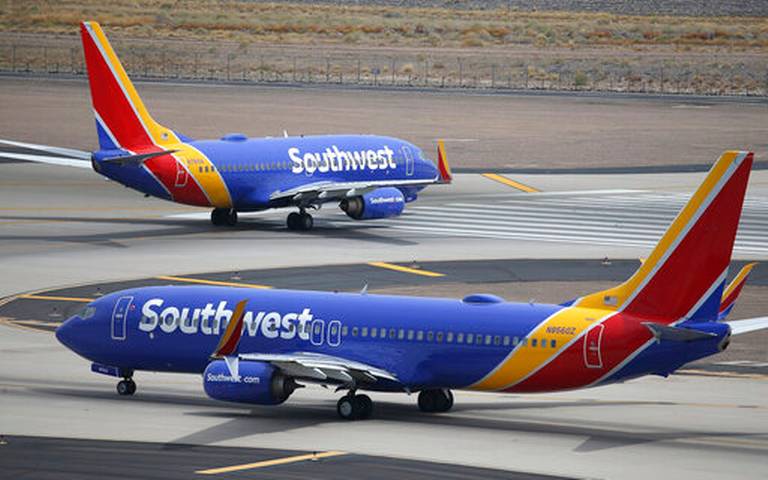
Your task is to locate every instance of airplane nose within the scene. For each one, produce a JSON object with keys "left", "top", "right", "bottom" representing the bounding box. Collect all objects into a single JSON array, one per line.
[{"left": 55, "top": 317, "right": 77, "bottom": 350}]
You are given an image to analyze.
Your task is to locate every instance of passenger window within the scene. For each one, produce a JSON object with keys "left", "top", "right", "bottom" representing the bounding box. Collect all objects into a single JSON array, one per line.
[
  {"left": 494, "top": 335, "right": 501, "bottom": 346},
  {"left": 407, "top": 329, "right": 414, "bottom": 340},
  {"left": 521, "top": 338, "right": 527, "bottom": 346},
  {"left": 371, "top": 328, "right": 378, "bottom": 338},
  {"left": 380, "top": 328, "right": 386, "bottom": 338},
  {"left": 342, "top": 326, "right": 348, "bottom": 336},
  {"left": 485, "top": 335, "right": 492, "bottom": 345},
  {"left": 457, "top": 333, "right": 464, "bottom": 343},
  {"left": 198, "top": 167, "right": 203, "bottom": 173},
  {"left": 398, "top": 329, "right": 405, "bottom": 340},
  {"left": 531, "top": 338, "right": 538, "bottom": 347},
  {"left": 417, "top": 331, "right": 424, "bottom": 341},
  {"left": 513, "top": 336, "right": 519, "bottom": 346},
  {"left": 352, "top": 327, "right": 359, "bottom": 337},
  {"left": 503, "top": 336, "right": 510, "bottom": 346},
  {"left": 330, "top": 324, "right": 339, "bottom": 336},
  {"left": 542, "top": 338, "right": 548, "bottom": 348},
  {"left": 551, "top": 339, "right": 557, "bottom": 348},
  {"left": 436, "top": 332, "right": 444, "bottom": 343},
  {"left": 361, "top": 327, "right": 368, "bottom": 337},
  {"left": 466, "top": 334, "right": 474, "bottom": 344},
  {"left": 446, "top": 332, "right": 454, "bottom": 343},
  {"left": 389, "top": 328, "right": 396, "bottom": 339},
  {"left": 427, "top": 331, "right": 434, "bottom": 342}
]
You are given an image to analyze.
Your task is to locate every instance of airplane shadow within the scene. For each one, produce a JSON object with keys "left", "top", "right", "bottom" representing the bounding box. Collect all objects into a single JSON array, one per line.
[{"left": 0, "top": 214, "right": 417, "bottom": 246}]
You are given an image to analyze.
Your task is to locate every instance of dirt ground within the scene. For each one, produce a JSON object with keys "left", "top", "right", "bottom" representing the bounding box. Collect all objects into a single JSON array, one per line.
[{"left": 0, "top": 76, "right": 766, "bottom": 169}]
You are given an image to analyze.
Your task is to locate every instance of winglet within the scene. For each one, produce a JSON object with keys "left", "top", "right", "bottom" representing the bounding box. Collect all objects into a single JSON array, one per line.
[
  {"left": 211, "top": 299, "right": 248, "bottom": 359},
  {"left": 719, "top": 262, "right": 757, "bottom": 320},
  {"left": 436, "top": 140, "right": 452, "bottom": 184}
]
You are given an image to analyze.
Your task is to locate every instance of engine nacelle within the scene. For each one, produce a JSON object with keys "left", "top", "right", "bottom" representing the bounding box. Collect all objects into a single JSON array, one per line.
[
  {"left": 339, "top": 187, "right": 405, "bottom": 220},
  {"left": 203, "top": 360, "right": 296, "bottom": 405}
]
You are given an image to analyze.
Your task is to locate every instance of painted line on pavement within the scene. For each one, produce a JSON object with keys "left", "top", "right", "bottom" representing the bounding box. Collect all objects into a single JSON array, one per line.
[
  {"left": 196, "top": 451, "right": 347, "bottom": 474},
  {"left": 481, "top": 173, "right": 540, "bottom": 193},
  {"left": 17, "top": 294, "right": 93, "bottom": 303},
  {"left": 155, "top": 275, "right": 271, "bottom": 289},
  {"left": 368, "top": 261, "right": 445, "bottom": 277}
]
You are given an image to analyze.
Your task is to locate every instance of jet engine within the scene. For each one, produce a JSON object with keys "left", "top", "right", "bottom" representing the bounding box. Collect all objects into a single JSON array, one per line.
[
  {"left": 339, "top": 187, "right": 405, "bottom": 220},
  {"left": 203, "top": 360, "right": 297, "bottom": 405}
]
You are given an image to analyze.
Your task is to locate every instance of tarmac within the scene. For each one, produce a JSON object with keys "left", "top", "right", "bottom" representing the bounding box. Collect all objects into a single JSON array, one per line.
[{"left": 0, "top": 79, "right": 767, "bottom": 479}]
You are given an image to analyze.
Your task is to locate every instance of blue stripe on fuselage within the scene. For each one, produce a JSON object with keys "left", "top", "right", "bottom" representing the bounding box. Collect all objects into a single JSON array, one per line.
[
  {"left": 191, "top": 135, "right": 438, "bottom": 211},
  {"left": 82, "top": 286, "right": 559, "bottom": 390}
]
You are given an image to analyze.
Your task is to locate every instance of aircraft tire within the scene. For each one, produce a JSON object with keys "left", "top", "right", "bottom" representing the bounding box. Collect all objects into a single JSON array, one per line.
[
  {"left": 355, "top": 394, "right": 374, "bottom": 419},
  {"left": 210, "top": 208, "right": 225, "bottom": 226},
  {"left": 299, "top": 213, "right": 314, "bottom": 231},
  {"left": 224, "top": 209, "right": 238, "bottom": 226},
  {"left": 337, "top": 396, "right": 357, "bottom": 420},
  {"left": 418, "top": 389, "right": 453, "bottom": 413},
  {"left": 286, "top": 212, "right": 301, "bottom": 230},
  {"left": 117, "top": 379, "right": 136, "bottom": 396}
]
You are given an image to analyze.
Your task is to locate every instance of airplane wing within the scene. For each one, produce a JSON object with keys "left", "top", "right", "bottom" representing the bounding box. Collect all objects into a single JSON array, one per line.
[
  {"left": 0, "top": 139, "right": 92, "bottom": 168},
  {"left": 239, "top": 351, "right": 400, "bottom": 387},
  {"left": 727, "top": 317, "right": 768, "bottom": 335},
  {"left": 269, "top": 177, "right": 437, "bottom": 204}
]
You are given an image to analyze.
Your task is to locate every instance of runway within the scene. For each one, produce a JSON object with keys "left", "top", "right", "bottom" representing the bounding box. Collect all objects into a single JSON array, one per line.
[{"left": 1, "top": 81, "right": 768, "bottom": 479}]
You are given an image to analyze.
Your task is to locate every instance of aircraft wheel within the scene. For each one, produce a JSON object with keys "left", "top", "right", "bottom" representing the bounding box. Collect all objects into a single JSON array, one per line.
[
  {"left": 299, "top": 213, "right": 314, "bottom": 231},
  {"left": 224, "top": 209, "right": 238, "bottom": 226},
  {"left": 210, "top": 208, "right": 227, "bottom": 226},
  {"left": 337, "top": 396, "right": 357, "bottom": 420},
  {"left": 117, "top": 379, "right": 136, "bottom": 396},
  {"left": 355, "top": 394, "right": 374, "bottom": 419},
  {"left": 286, "top": 212, "right": 301, "bottom": 230},
  {"left": 418, "top": 389, "right": 453, "bottom": 413}
]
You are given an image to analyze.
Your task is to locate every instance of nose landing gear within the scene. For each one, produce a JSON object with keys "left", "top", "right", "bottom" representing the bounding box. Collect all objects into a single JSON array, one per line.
[
  {"left": 211, "top": 208, "right": 238, "bottom": 226},
  {"left": 116, "top": 377, "right": 137, "bottom": 396}
]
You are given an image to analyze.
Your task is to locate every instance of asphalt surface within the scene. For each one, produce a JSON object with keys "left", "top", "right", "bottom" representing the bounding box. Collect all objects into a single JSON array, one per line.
[
  {"left": 1, "top": 436, "right": 567, "bottom": 480},
  {"left": 1, "top": 82, "right": 767, "bottom": 479}
]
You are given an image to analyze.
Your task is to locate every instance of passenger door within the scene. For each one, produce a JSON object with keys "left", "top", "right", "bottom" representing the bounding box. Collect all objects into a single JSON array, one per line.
[
  {"left": 111, "top": 296, "right": 133, "bottom": 341},
  {"left": 402, "top": 146, "right": 414, "bottom": 176}
]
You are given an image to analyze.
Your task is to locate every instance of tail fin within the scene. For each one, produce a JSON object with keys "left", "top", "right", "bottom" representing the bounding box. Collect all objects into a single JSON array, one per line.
[
  {"left": 575, "top": 151, "right": 753, "bottom": 323},
  {"left": 718, "top": 262, "right": 757, "bottom": 320},
  {"left": 80, "top": 22, "right": 179, "bottom": 151},
  {"left": 436, "top": 140, "right": 452, "bottom": 184}
]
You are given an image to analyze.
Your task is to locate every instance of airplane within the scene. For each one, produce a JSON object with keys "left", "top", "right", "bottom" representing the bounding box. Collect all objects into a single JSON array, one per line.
[
  {"left": 0, "top": 22, "right": 451, "bottom": 230},
  {"left": 55, "top": 150, "right": 768, "bottom": 420}
]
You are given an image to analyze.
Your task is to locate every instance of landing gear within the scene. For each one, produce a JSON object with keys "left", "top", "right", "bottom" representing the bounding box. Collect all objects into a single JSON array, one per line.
[
  {"left": 116, "top": 378, "right": 136, "bottom": 396},
  {"left": 336, "top": 392, "right": 374, "bottom": 420},
  {"left": 211, "top": 208, "right": 237, "bottom": 226},
  {"left": 286, "top": 211, "right": 313, "bottom": 231},
  {"left": 417, "top": 388, "right": 453, "bottom": 413}
]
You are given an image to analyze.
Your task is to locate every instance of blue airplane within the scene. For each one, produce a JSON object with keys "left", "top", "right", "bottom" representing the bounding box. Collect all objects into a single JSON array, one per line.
[
  {"left": 0, "top": 22, "right": 451, "bottom": 230},
  {"left": 56, "top": 150, "right": 768, "bottom": 419}
]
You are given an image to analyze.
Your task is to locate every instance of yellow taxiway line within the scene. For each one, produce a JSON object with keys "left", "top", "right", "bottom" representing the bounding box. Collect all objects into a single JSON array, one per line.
[
  {"left": 155, "top": 275, "right": 271, "bottom": 289},
  {"left": 17, "top": 294, "right": 93, "bottom": 303},
  {"left": 481, "top": 173, "right": 540, "bottom": 193},
  {"left": 196, "top": 451, "right": 347, "bottom": 474},
  {"left": 368, "top": 261, "right": 445, "bottom": 277}
]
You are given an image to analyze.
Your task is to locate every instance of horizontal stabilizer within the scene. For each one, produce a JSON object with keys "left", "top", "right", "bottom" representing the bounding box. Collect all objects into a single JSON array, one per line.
[
  {"left": 642, "top": 322, "right": 717, "bottom": 342},
  {"left": 100, "top": 149, "right": 178, "bottom": 166},
  {"left": 727, "top": 317, "right": 768, "bottom": 335},
  {"left": 719, "top": 262, "right": 757, "bottom": 320},
  {"left": 0, "top": 138, "right": 91, "bottom": 159}
]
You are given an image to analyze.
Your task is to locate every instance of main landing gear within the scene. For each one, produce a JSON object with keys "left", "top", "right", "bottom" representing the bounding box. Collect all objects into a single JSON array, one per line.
[
  {"left": 116, "top": 377, "right": 137, "bottom": 396},
  {"left": 211, "top": 208, "right": 238, "bottom": 226},
  {"left": 336, "top": 391, "right": 374, "bottom": 420},
  {"left": 286, "top": 210, "right": 313, "bottom": 231},
  {"left": 417, "top": 388, "right": 454, "bottom": 413}
]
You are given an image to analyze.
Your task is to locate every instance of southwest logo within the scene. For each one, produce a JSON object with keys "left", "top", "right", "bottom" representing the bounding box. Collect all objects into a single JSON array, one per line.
[{"left": 289, "top": 145, "right": 396, "bottom": 174}]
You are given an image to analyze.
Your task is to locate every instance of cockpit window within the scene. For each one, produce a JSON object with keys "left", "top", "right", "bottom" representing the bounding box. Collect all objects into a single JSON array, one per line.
[{"left": 79, "top": 305, "right": 96, "bottom": 319}]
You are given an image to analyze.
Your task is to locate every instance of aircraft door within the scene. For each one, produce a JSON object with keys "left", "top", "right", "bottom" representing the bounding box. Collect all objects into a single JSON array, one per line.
[
  {"left": 310, "top": 319, "right": 325, "bottom": 346},
  {"left": 583, "top": 324, "right": 604, "bottom": 368},
  {"left": 174, "top": 159, "right": 188, "bottom": 187},
  {"left": 402, "top": 146, "right": 414, "bottom": 176},
  {"left": 111, "top": 296, "right": 133, "bottom": 341}
]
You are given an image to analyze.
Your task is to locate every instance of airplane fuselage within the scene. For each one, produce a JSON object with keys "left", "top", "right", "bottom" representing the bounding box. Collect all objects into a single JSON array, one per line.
[
  {"left": 56, "top": 286, "right": 730, "bottom": 394},
  {"left": 92, "top": 134, "right": 438, "bottom": 211}
]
